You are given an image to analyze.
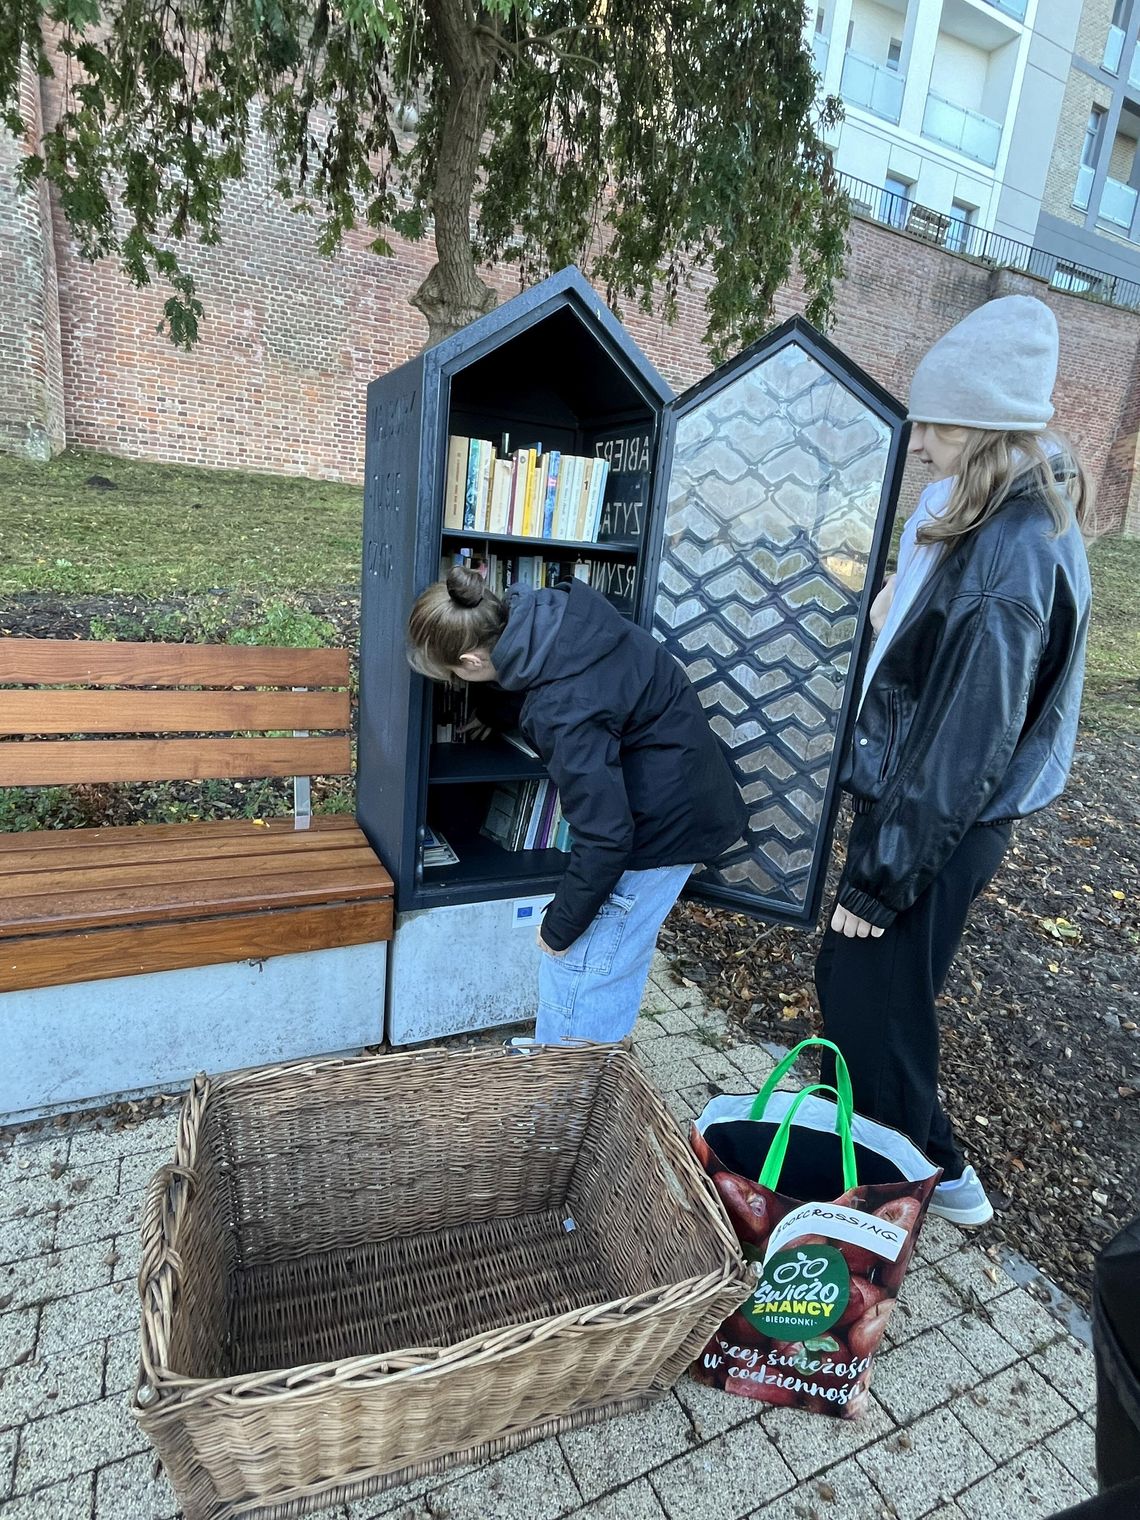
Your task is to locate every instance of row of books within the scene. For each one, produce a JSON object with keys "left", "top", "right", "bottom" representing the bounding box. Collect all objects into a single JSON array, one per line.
[
  {"left": 444, "top": 435, "right": 612, "bottom": 543},
  {"left": 441, "top": 547, "right": 589, "bottom": 598},
  {"left": 433, "top": 681, "right": 473, "bottom": 744},
  {"left": 482, "top": 780, "right": 570, "bottom": 854}
]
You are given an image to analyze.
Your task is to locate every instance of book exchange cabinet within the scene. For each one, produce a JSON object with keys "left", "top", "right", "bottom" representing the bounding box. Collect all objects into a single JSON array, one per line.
[{"left": 357, "top": 267, "right": 908, "bottom": 1044}]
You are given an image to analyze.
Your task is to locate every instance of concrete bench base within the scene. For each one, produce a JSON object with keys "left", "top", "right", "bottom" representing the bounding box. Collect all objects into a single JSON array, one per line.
[{"left": 1, "top": 940, "right": 387, "bottom": 1122}]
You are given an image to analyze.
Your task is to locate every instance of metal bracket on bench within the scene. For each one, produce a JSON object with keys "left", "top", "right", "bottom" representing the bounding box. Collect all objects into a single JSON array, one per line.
[{"left": 292, "top": 687, "right": 311, "bottom": 832}]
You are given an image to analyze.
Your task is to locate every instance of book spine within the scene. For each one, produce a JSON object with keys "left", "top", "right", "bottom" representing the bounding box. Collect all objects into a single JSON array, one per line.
[
  {"left": 542, "top": 451, "right": 561, "bottom": 539},
  {"left": 463, "top": 440, "right": 479, "bottom": 531},
  {"left": 477, "top": 443, "right": 495, "bottom": 531},
  {"left": 444, "top": 436, "right": 467, "bottom": 531},
  {"left": 523, "top": 450, "right": 539, "bottom": 537},
  {"left": 588, "top": 457, "right": 610, "bottom": 542}
]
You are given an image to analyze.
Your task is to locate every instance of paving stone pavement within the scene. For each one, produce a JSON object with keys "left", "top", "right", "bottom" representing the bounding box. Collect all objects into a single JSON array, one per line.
[{"left": 0, "top": 958, "right": 1100, "bottom": 1520}]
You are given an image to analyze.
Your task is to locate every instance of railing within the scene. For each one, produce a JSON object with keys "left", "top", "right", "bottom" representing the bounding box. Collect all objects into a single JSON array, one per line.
[
  {"left": 840, "top": 52, "right": 905, "bottom": 123},
  {"left": 1101, "top": 176, "right": 1139, "bottom": 230},
  {"left": 982, "top": 0, "right": 1027, "bottom": 18},
  {"left": 1074, "top": 162, "right": 1096, "bottom": 211},
  {"left": 922, "top": 92, "right": 1002, "bottom": 167},
  {"left": 837, "top": 170, "right": 1140, "bottom": 312},
  {"left": 1105, "top": 24, "right": 1126, "bottom": 74},
  {"left": 812, "top": 32, "right": 830, "bottom": 76}
]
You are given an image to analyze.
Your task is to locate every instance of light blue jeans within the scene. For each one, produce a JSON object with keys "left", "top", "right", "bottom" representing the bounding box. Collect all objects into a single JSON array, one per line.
[{"left": 535, "top": 864, "right": 695, "bottom": 1045}]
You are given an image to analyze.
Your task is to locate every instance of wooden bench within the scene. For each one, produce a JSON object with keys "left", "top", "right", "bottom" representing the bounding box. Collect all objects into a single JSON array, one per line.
[{"left": 0, "top": 639, "right": 393, "bottom": 1118}]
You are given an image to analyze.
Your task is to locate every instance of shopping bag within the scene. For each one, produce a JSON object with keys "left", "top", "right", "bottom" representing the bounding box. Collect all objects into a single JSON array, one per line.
[{"left": 690, "top": 1037, "right": 941, "bottom": 1418}]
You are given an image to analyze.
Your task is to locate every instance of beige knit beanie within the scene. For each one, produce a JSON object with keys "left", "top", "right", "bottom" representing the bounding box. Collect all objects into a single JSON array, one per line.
[{"left": 907, "top": 294, "right": 1058, "bottom": 433}]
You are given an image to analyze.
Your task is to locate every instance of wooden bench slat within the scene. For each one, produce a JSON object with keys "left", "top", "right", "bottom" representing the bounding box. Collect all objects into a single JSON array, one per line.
[
  {"left": 0, "top": 690, "right": 350, "bottom": 736},
  {"left": 0, "top": 899, "right": 394, "bottom": 994},
  {"left": 0, "top": 737, "right": 352, "bottom": 786},
  {"left": 0, "top": 821, "right": 371, "bottom": 875},
  {"left": 0, "top": 815, "right": 362, "bottom": 853},
  {"left": 0, "top": 844, "right": 385, "bottom": 903},
  {"left": 0, "top": 640, "right": 349, "bottom": 688},
  {"left": 0, "top": 866, "right": 393, "bottom": 937}
]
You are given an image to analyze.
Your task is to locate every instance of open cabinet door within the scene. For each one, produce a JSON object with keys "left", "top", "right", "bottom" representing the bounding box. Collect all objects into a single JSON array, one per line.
[{"left": 647, "top": 316, "right": 908, "bottom": 927}]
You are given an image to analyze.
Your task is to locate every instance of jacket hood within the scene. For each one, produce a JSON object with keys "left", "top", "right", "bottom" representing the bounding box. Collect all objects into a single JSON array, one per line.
[{"left": 494, "top": 582, "right": 625, "bottom": 690}]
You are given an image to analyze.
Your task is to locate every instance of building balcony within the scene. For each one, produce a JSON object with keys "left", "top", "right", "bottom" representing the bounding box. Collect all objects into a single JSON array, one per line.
[
  {"left": 812, "top": 32, "right": 830, "bottom": 76},
  {"left": 1106, "top": 25, "right": 1126, "bottom": 75},
  {"left": 1130, "top": 43, "right": 1140, "bottom": 91},
  {"left": 1074, "top": 162, "right": 1095, "bottom": 211},
  {"left": 922, "top": 92, "right": 1002, "bottom": 167},
  {"left": 1100, "top": 176, "right": 1139, "bottom": 231},
  {"left": 841, "top": 52, "right": 905, "bottom": 124}
]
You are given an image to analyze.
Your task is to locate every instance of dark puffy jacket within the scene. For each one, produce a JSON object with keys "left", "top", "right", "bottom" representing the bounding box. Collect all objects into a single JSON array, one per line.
[
  {"left": 493, "top": 581, "right": 746, "bottom": 950},
  {"left": 839, "top": 480, "right": 1091, "bottom": 929}
]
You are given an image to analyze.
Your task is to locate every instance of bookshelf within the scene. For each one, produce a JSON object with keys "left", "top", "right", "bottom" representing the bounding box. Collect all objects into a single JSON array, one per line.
[{"left": 357, "top": 267, "right": 908, "bottom": 1045}]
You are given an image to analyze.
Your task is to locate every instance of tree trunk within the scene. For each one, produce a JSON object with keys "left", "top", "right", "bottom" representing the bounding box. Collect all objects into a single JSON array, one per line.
[{"left": 412, "top": 0, "right": 499, "bottom": 345}]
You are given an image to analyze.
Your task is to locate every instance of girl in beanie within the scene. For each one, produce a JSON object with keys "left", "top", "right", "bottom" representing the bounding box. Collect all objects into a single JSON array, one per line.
[
  {"left": 407, "top": 567, "right": 745, "bottom": 1044},
  {"left": 817, "top": 294, "right": 1092, "bottom": 1227}
]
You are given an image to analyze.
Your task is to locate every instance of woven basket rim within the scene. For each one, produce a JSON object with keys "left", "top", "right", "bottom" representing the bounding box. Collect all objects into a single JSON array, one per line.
[{"left": 134, "top": 1043, "right": 749, "bottom": 1414}]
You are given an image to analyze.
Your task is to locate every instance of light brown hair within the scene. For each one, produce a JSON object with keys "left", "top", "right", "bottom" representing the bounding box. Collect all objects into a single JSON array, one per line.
[
  {"left": 917, "top": 428, "right": 1093, "bottom": 546},
  {"left": 406, "top": 565, "right": 509, "bottom": 681}
]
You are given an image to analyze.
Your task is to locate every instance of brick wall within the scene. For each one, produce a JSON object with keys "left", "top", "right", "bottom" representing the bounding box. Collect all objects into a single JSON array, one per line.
[
  {"left": 0, "top": 61, "right": 64, "bottom": 460},
  {"left": 3, "top": 69, "right": 1139, "bottom": 532},
  {"left": 1075, "top": 0, "right": 1112, "bottom": 67}
]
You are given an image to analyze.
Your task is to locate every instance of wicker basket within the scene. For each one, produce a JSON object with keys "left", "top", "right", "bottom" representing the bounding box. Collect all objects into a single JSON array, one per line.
[{"left": 134, "top": 1044, "right": 750, "bottom": 1520}]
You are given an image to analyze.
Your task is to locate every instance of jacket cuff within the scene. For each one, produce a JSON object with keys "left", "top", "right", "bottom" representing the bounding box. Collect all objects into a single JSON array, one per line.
[
  {"left": 538, "top": 910, "right": 579, "bottom": 953},
  {"left": 836, "top": 883, "right": 897, "bottom": 930}
]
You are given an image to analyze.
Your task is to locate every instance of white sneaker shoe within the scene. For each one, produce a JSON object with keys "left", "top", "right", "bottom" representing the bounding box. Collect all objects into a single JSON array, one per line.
[{"left": 929, "top": 1165, "right": 994, "bottom": 1228}]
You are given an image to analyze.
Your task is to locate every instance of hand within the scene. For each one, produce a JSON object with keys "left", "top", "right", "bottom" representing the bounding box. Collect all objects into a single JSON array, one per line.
[
  {"left": 537, "top": 928, "right": 567, "bottom": 957},
  {"left": 831, "top": 904, "right": 885, "bottom": 939},
  {"left": 870, "top": 573, "right": 897, "bottom": 635},
  {"left": 458, "top": 716, "right": 492, "bottom": 742}
]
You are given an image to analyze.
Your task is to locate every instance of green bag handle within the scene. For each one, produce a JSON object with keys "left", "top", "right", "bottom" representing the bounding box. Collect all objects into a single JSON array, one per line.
[
  {"left": 757, "top": 1082, "right": 858, "bottom": 1196},
  {"left": 748, "top": 1037, "right": 854, "bottom": 1126}
]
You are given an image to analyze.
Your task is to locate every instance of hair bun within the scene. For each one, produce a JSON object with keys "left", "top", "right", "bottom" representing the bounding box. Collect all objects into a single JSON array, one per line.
[{"left": 446, "top": 565, "right": 485, "bottom": 609}]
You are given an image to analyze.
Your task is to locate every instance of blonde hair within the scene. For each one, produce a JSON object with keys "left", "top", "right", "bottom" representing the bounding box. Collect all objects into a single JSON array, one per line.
[
  {"left": 917, "top": 428, "right": 1092, "bottom": 547},
  {"left": 406, "top": 565, "right": 508, "bottom": 681}
]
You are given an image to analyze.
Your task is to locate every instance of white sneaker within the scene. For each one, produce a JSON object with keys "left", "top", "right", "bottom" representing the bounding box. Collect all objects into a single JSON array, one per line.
[{"left": 929, "top": 1165, "right": 994, "bottom": 1228}]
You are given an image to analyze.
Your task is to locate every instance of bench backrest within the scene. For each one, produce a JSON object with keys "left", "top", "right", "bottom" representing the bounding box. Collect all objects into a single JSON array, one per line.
[{"left": 0, "top": 641, "right": 352, "bottom": 805}]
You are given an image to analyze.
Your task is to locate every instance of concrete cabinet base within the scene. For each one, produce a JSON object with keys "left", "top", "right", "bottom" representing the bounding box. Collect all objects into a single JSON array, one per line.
[
  {"left": 386, "top": 896, "right": 552, "bottom": 1045},
  {"left": 1, "top": 941, "right": 388, "bottom": 1122}
]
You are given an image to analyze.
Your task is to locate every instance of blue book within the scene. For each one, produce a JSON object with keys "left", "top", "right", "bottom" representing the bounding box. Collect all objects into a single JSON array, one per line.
[
  {"left": 541, "top": 451, "right": 561, "bottom": 538},
  {"left": 463, "top": 440, "right": 481, "bottom": 531}
]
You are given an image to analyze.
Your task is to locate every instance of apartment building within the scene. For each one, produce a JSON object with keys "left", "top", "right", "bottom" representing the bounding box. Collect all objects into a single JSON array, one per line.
[
  {"left": 808, "top": 1, "right": 1140, "bottom": 301},
  {"left": 1034, "top": 2, "right": 1140, "bottom": 293}
]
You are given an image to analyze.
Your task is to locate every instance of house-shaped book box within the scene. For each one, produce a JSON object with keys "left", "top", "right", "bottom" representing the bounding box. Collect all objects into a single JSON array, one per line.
[{"left": 358, "top": 267, "right": 907, "bottom": 1043}]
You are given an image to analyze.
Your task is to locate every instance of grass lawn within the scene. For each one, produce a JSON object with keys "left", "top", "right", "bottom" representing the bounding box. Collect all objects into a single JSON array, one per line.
[
  {"left": 0, "top": 448, "right": 363, "bottom": 595},
  {"left": 1, "top": 447, "right": 1136, "bottom": 721}
]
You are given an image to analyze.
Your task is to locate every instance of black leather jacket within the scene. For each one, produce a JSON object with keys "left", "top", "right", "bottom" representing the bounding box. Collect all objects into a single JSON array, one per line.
[{"left": 838, "top": 482, "right": 1091, "bottom": 929}]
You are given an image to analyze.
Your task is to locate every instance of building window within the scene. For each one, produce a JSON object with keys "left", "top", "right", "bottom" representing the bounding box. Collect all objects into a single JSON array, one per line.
[
  {"left": 1052, "top": 261, "right": 1102, "bottom": 297},
  {"left": 1075, "top": 107, "right": 1107, "bottom": 209},
  {"left": 1112, "top": 0, "right": 1131, "bottom": 28},
  {"left": 815, "top": 6, "right": 826, "bottom": 33},
  {"left": 881, "top": 174, "right": 912, "bottom": 229},
  {"left": 946, "top": 202, "right": 975, "bottom": 253},
  {"left": 886, "top": 37, "right": 903, "bottom": 71},
  {"left": 846, "top": 19, "right": 854, "bottom": 49}
]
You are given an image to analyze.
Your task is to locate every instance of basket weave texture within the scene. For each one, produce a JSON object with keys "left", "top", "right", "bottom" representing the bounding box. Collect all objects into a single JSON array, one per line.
[{"left": 134, "top": 1044, "right": 750, "bottom": 1520}]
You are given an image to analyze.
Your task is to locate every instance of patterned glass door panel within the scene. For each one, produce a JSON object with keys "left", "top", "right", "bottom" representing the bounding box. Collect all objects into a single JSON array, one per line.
[{"left": 652, "top": 336, "right": 899, "bottom": 923}]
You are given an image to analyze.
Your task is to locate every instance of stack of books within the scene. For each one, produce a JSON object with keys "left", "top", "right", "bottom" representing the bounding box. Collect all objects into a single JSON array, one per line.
[
  {"left": 422, "top": 826, "right": 459, "bottom": 869},
  {"left": 444, "top": 436, "right": 612, "bottom": 543},
  {"left": 482, "top": 779, "right": 571, "bottom": 853}
]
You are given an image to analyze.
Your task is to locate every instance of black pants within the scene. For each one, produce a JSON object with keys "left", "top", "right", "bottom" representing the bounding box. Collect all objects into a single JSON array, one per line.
[{"left": 815, "top": 821, "right": 1012, "bottom": 1180}]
